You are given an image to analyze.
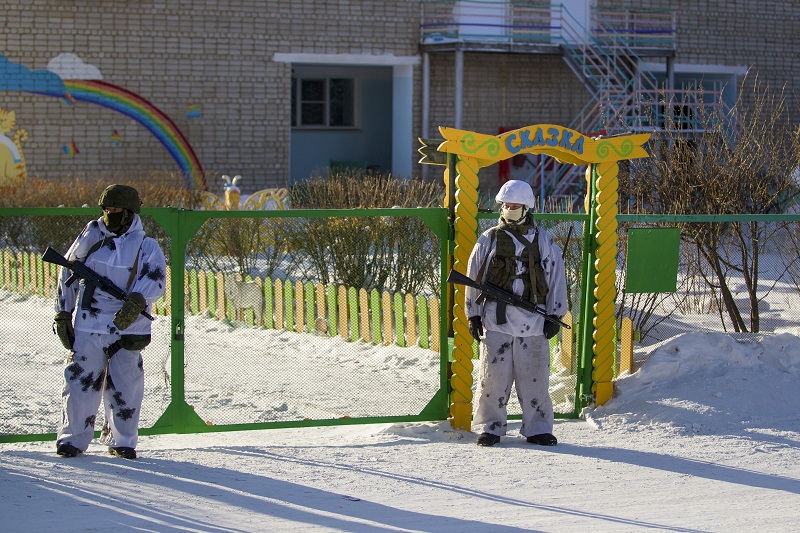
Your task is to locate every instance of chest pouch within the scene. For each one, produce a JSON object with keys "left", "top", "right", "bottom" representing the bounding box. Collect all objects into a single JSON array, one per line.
[{"left": 480, "top": 227, "right": 549, "bottom": 324}]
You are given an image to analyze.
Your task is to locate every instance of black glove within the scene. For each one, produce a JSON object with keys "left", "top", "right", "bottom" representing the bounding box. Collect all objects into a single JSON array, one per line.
[
  {"left": 113, "top": 292, "right": 147, "bottom": 331},
  {"left": 543, "top": 316, "right": 561, "bottom": 340},
  {"left": 54, "top": 311, "right": 75, "bottom": 350},
  {"left": 468, "top": 316, "right": 484, "bottom": 342}
]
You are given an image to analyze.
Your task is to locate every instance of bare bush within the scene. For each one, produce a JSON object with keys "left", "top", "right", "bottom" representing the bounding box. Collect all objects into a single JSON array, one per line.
[
  {"left": 621, "top": 74, "right": 800, "bottom": 333},
  {"left": 283, "top": 171, "right": 445, "bottom": 295},
  {"left": 0, "top": 172, "right": 203, "bottom": 209},
  {"left": 290, "top": 170, "right": 444, "bottom": 209}
]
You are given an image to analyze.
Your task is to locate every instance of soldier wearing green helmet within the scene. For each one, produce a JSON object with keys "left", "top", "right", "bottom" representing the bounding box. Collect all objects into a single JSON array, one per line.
[
  {"left": 97, "top": 184, "right": 142, "bottom": 234},
  {"left": 53, "top": 184, "right": 166, "bottom": 460}
]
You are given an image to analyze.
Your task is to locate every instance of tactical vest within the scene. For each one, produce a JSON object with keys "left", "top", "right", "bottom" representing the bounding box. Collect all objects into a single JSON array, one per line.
[{"left": 479, "top": 226, "right": 549, "bottom": 321}]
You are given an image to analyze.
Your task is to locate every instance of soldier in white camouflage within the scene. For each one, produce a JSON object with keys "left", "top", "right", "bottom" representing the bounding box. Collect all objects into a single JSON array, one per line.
[
  {"left": 465, "top": 180, "right": 568, "bottom": 447},
  {"left": 53, "top": 184, "right": 166, "bottom": 459}
]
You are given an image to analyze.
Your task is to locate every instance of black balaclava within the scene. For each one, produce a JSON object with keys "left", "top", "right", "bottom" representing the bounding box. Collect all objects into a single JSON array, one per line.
[{"left": 104, "top": 209, "right": 134, "bottom": 234}]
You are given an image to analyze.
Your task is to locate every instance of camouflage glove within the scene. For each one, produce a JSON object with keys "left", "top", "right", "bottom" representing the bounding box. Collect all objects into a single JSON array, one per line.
[
  {"left": 468, "top": 316, "right": 484, "bottom": 342},
  {"left": 112, "top": 292, "right": 147, "bottom": 331},
  {"left": 54, "top": 311, "right": 75, "bottom": 350},
  {"left": 543, "top": 316, "right": 561, "bottom": 340}
]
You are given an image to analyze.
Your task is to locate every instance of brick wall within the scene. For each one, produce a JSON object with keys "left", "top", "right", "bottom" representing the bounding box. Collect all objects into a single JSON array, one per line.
[
  {"left": 0, "top": 1, "right": 419, "bottom": 194},
  {"left": 1, "top": 1, "right": 798, "bottom": 195},
  {"left": 426, "top": 53, "right": 587, "bottom": 191}
]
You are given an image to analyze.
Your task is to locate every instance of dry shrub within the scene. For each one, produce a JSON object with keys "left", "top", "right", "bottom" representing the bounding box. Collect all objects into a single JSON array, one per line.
[
  {"left": 284, "top": 171, "right": 445, "bottom": 294},
  {"left": 290, "top": 170, "right": 444, "bottom": 208},
  {"left": 620, "top": 75, "right": 800, "bottom": 334},
  {"left": 0, "top": 172, "right": 204, "bottom": 208},
  {"left": 187, "top": 217, "right": 285, "bottom": 280},
  {"left": 0, "top": 172, "right": 202, "bottom": 258}
]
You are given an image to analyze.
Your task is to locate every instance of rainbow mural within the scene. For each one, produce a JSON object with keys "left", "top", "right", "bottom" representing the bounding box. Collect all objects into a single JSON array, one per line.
[{"left": 63, "top": 80, "right": 206, "bottom": 190}]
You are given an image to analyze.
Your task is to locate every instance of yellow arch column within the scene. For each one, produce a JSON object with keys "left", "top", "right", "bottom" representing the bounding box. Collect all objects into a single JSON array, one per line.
[
  {"left": 449, "top": 155, "right": 480, "bottom": 430},
  {"left": 591, "top": 160, "right": 619, "bottom": 405}
]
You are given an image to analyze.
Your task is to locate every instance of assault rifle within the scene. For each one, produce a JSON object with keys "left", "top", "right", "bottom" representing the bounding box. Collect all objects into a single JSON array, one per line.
[
  {"left": 447, "top": 269, "right": 570, "bottom": 329},
  {"left": 42, "top": 246, "right": 154, "bottom": 321}
]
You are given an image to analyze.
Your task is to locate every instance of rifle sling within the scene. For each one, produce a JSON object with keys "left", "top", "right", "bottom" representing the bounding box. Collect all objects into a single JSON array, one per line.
[
  {"left": 495, "top": 300, "right": 508, "bottom": 325},
  {"left": 83, "top": 236, "right": 115, "bottom": 260},
  {"left": 104, "top": 334, "right": 151, "bottom": 358},
  {"left": 127, "top": 244, "right": 141, "bottom": 291}
]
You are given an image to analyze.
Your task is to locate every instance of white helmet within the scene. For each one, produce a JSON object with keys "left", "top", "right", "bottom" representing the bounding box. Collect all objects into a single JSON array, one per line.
[{"left": 496, "top": 180, "right": 535, "bottom": 208}]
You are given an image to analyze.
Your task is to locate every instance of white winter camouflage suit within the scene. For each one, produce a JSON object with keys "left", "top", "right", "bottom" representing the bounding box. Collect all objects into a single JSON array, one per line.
[
  {"left": 55, "top": 214, "right": 166, "bottom": 451},
  {"left": 465, "top": 221, "right": 567, "bottom": 438}
]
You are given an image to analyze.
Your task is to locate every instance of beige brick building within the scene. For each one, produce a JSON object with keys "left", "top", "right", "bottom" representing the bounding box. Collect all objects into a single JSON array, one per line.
[{"left": 0, "top": 1, "right": 797, "bottom": 196}]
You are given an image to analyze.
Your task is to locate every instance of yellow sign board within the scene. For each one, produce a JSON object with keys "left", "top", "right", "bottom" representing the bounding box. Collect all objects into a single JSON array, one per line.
[{"left": 437, "top": 124, "right": 650, "bottom": 165}]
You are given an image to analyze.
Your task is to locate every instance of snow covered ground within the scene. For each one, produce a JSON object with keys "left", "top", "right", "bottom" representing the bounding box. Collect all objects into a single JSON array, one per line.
[{"left": 2, "top": 291, "right": 800, "bottom": 532}]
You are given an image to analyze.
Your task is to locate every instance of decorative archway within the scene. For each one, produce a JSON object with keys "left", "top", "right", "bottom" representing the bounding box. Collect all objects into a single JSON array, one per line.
[{"left": 425, "top": 124, "right": 650, "bottom": 430}]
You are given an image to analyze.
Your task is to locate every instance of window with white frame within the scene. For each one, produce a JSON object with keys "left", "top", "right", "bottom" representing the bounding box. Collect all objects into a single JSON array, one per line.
[{"left": 291, "top": 76, "right": 355, "bottom": 128}]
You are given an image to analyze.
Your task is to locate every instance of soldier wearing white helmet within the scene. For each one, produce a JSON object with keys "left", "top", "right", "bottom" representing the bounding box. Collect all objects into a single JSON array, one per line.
[{"left": 465, "top": 180, "right": 568, "bottom": 447}]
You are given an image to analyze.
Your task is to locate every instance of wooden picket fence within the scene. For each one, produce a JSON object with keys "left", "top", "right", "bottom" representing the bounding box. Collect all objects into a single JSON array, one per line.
[
  {"left": 3, "top": 249, "right": 60, "bottom": 300},
  {"left": 1, "top": 249, "right": 442, "bottom": 352}
]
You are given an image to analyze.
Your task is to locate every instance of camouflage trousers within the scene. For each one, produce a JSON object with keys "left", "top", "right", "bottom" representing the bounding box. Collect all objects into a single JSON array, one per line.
[
  {"left": 473, "top": 330, "right": 553, "bottom": 437},
  {"left": 57, "top": 333, "right": 144, "bottom": 451}
]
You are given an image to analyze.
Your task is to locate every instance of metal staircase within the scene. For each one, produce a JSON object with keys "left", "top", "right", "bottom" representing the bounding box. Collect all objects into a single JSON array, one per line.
[{"left": 538, "top": 7, "right": 664, "bottom": 203}]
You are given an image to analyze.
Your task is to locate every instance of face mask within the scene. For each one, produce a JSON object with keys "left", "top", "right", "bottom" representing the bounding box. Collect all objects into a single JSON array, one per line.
[
  {"left": 103, "top": 210, "right": 124, "bottom": 230},
  {"left": 103, "top": 210, "right": 132, "bottom": 232},
  {"left": 501, "top": 205, "right": 526, "bottom": 223}
]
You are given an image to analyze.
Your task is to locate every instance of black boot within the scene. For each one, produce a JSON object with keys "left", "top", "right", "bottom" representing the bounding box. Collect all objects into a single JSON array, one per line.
[
  {"left": 476, "top": 433, "right": 501, "bottom": 446},
  {"left": 109, "top": 446, "right": 137, "bottom": 459},
  {"left": 56, "top": 442, "right": 82, "bottom": 458},
  {"left": 526, "top": 433, "right": 557, "bottom": 446}
]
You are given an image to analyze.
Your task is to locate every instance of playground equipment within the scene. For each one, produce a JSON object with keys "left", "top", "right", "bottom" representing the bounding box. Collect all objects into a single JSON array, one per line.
[{"left": 201, "top": 174, "right": 290, "bottom": 210}]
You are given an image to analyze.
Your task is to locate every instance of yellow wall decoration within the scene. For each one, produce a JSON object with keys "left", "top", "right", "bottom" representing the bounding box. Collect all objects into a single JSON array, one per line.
[
  {"left": 430, "top": 124, "right": 650, "bottom": 429},
  {"left": 0, "top": 107, "right": 28, "bottom": 188}
]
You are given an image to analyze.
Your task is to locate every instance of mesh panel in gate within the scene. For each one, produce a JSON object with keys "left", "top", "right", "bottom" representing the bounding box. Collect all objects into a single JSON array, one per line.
[
  {"left": 179, "top": 213, "right": 445, "bottom": 425},
  {"left": 0, "top": 213, "right": 171, "bottom": 435}
]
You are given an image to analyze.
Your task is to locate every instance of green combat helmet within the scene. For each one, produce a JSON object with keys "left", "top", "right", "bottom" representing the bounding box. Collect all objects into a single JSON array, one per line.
[{"left": 98, "top": 184, "right": 142, "bottom": 213}]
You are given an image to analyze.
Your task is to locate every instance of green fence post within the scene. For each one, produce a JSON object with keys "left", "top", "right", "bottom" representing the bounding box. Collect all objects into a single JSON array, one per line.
[
  {"left": 189, "top": 269, "right": 199, "bottom": 316},
  {"left": 578, "top": 165, "right": 599, "bottom": 411},
  {"left": 144, "top": 208, "right": 208, "bottom": 434},
  {"left": 263, "top": 277, "right": 274, "bottom": 329},
  {"left": 206, "top": 273, "right": 217, "bottom": 318},
  {"left": 418, "top": 294, "right": 430, "bottom": 349},
  {"left": 245, "top": 274, "right": 255, "bottom": 326}
]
